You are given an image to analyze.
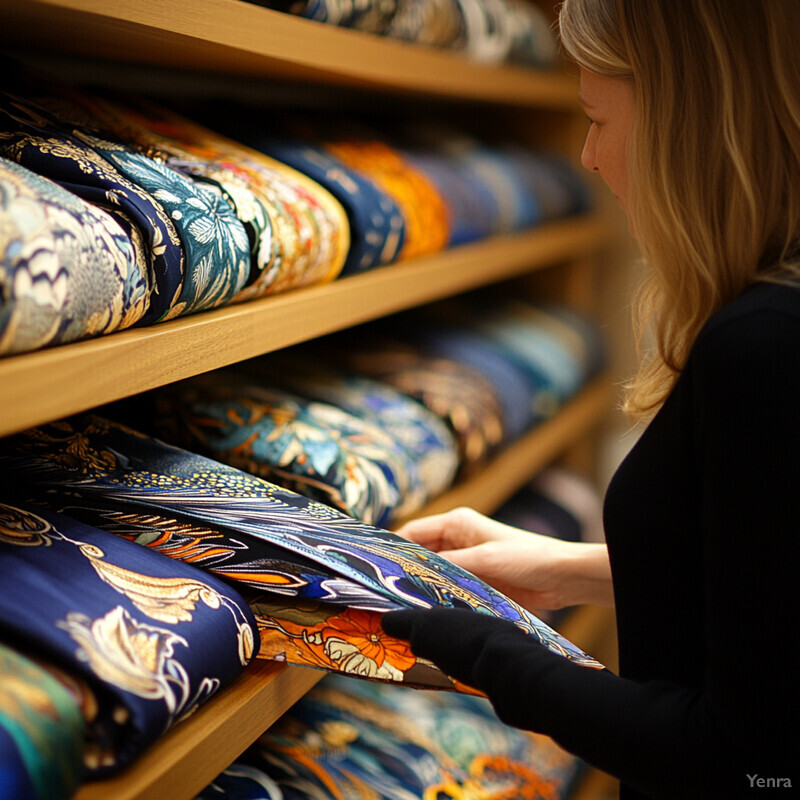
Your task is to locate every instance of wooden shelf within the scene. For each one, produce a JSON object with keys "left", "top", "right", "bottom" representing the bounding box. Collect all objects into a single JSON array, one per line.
[
  {"left": 72, "top": 375, "right": 612, "bottom": 800},
  {"left": 0, "top": 0, "right": 579, "bottom": 107},
  {"left": 0, "top": 215, "right": 610, "bottom": 438}
]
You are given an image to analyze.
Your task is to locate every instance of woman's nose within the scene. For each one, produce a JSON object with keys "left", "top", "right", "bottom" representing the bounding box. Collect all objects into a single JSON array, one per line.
[{"left": 581, "top": 126, "right": 599, "bottom": 173}]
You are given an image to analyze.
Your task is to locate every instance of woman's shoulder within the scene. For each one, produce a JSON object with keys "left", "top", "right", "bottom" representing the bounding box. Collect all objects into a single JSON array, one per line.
[{"left": 695, "top": 280, "right": 800, "bottom": 354}]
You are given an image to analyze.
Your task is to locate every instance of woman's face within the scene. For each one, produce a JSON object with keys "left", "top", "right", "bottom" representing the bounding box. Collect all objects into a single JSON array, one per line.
[{"left": 579, "top": 68, "right": 635, "bottom": 224}]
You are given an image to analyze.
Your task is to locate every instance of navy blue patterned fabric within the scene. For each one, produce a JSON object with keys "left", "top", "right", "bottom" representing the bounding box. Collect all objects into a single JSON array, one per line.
[
  {"left": 0, "top": 91, "right": 185, "bottom": 326},
  {"left": 248, "top": 141, "right": 405, "bottom": 274},
  {"left": 0, "top": 500, "right": 258, "bottom": 775}
]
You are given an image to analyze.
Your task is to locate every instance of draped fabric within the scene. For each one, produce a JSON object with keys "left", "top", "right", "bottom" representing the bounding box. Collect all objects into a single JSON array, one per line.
[
  {"left": 0, "top": 91, "right": 186, "bottom": 326},
  {"left": 0, "top": 499, "right": 258, "bottom": 775},
  {"left": 0, "top": 156, "right": 149, "bottom": 355},
  {"left": 194, "top": 673, "right": 583, "bottom": 799},
  {"left": 0, "top": 643, "right": 84, "bottom": 800},
  {"left": 0, "top": 415, "right": 601, "bottom": 693}
]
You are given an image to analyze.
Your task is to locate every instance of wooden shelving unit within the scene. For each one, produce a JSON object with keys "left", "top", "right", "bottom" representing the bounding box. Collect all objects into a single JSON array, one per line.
[
  {"left": 1, "top": 3, "right": 620, "bottom": 798},
  {"left": 0, "top": 216, "right": 609, "bottom": 438},
  {"left": 0, "top": 0, "right": 579, "bottom": 106}
]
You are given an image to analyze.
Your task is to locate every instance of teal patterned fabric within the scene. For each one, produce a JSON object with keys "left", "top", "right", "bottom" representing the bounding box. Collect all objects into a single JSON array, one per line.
[
  {"left": 0, "top": 90, "right": 250, "bottom": 321},
  {"left": 0, "top": 90, "right": 186, "bottom": 326},
  {"left": 93, "top": 147, "right": 250, "bottom": 317},
  {"left": 0, "top": 156, "right": 149, "bottom": 355},
  {"left": 0, "top": 643, "right": 84, "bottom": 800},
  {"left": 151, "top": 372, "right": 417, "bottom": 527}
]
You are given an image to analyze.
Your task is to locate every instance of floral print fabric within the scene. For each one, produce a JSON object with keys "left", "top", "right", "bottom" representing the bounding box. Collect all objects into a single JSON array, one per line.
[
  {"left": 0, "top": 500, "right": 258, "bottom": 775},
  {"left": 0, "top": 415, "right": 601, "bottom": 692},
  {"left": 0, "top": 157, "right": 148, "bottom": 355},
  {"left": 0, "top": 90, "right": 186, "bottom": 327},
  {"left": 194, "top": 673, "right": 583, "bottom": 799},
  {"left": 0, "top": 643, "right": 84, "bottom": 800}
]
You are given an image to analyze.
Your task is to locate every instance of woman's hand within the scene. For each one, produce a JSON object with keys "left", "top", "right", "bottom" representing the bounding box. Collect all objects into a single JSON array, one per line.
[{"left": 395, "top": 507, "right": 614, "bottom": 610}]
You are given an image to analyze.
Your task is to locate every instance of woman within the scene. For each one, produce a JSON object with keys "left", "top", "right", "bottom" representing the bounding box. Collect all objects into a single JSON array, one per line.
[{"left": 382, "top": 2, "right": 800, "bottom": 798}]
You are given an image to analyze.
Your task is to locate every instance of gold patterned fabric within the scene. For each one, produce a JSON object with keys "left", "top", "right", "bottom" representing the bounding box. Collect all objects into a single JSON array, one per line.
[{"left": 0, "top": 155, "right": 149, "bottom": 355}]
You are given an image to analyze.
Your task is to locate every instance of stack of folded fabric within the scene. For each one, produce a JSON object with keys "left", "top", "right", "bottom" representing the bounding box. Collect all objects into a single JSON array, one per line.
[
  {"left": 0, "top": 498, "right": 259, "bottom": 799},
  {"left": 0, "top": 414, "right": 601, "bottom": 698},
  {"left": 120, "top": 297, "right": 603, "bottom": 518},
  {"left": 193, "top": 672, "right": 585, "bottom": 799},
  {"left": 252, "top": 0, "right": 558, "bottom": 68}
]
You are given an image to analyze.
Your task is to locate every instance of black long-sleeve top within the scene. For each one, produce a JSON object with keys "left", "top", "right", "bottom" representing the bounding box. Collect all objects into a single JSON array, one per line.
[{"left": 528, "top": 281, "right": 800, "bottom": 798}]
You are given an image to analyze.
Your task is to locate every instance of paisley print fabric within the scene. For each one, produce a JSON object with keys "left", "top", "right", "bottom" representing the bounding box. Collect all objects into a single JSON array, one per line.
[
  {"left": 0, "top": 500, "right": 258, "bottom": 774},
  {"left": 0, "top": 156, "right": 148, "bottom": 355},
  {"left": 194, "top": 673, "right": 582, "bottom": 799},
  {"left": 0, "top": 415, "right": 601, "bottom": 694},
  {"left": 0, "top": 643, "right": 84, "bottom": 800},
  {"left": 0, "top": 90, "right": 185, "bottom": 326}
]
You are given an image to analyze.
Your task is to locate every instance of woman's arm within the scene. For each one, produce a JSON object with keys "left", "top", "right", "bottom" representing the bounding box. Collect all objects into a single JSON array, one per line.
[{"left": 395, "top": 507, "right": 614, "bottom": 610}]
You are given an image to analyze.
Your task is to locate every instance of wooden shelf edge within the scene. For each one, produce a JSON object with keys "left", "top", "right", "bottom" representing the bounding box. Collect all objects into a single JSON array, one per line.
[
  {"left": 74, "top": 661, "right": 324, "bottom": 800},
  {"left": 2, "top": 0, "right": 579, "bottom": 107},
  {"left": 414, "top": 375, "right": 614, "bottom": 519},
  {"left": 0, "top": 216, "right": 611, "bottom": 437}
]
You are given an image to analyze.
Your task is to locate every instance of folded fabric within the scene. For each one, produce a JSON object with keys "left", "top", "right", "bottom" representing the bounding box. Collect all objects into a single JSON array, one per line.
[
  {"left": 0, "top": 88, "right": 251, "bottom": 320},
  {"left": 0, "top": 156, "right": 149, "bottom": 356},
  {"left": 470, "top": 300, "right": 605, "bottom": 416},
  {"left": 321, "top": 138, "right": 450, "bottom": 260},
  {"left": 0, "top": 499, "right": 258, "bottom": 775},
  {"left": 150, "top": 373, "right": 418, "bottom": 527},
  {"left": 71, "top": 94, "right": 350, "bottom": 299},
  {"left": 0, "top": 642, "right": 84, "bottom": 800},
  {"left": 24, "top": 90, "right": 253, "bottom": 316},
  {"left": 0, "top": 90, "right": 185, "bottom": 326},
  {"left": 194, "top": 673, "right": 583, "bottom": 799},
  {"left": 248, "top": 140, "right": 405, "bottom": 274},
  {"left": 337, "top": 334, "right": 506, "bottom": 468},
  {"left": 258, "top": 361, "right": 460, "bottom": 504},
  {"left": 0, "top": 415, "right": 601, "bottom": 694}
]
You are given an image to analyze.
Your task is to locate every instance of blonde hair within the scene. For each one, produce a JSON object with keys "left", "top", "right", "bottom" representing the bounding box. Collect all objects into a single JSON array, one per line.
[{"left": 559, "top": 0, "right": 800, "bottom": 419}]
